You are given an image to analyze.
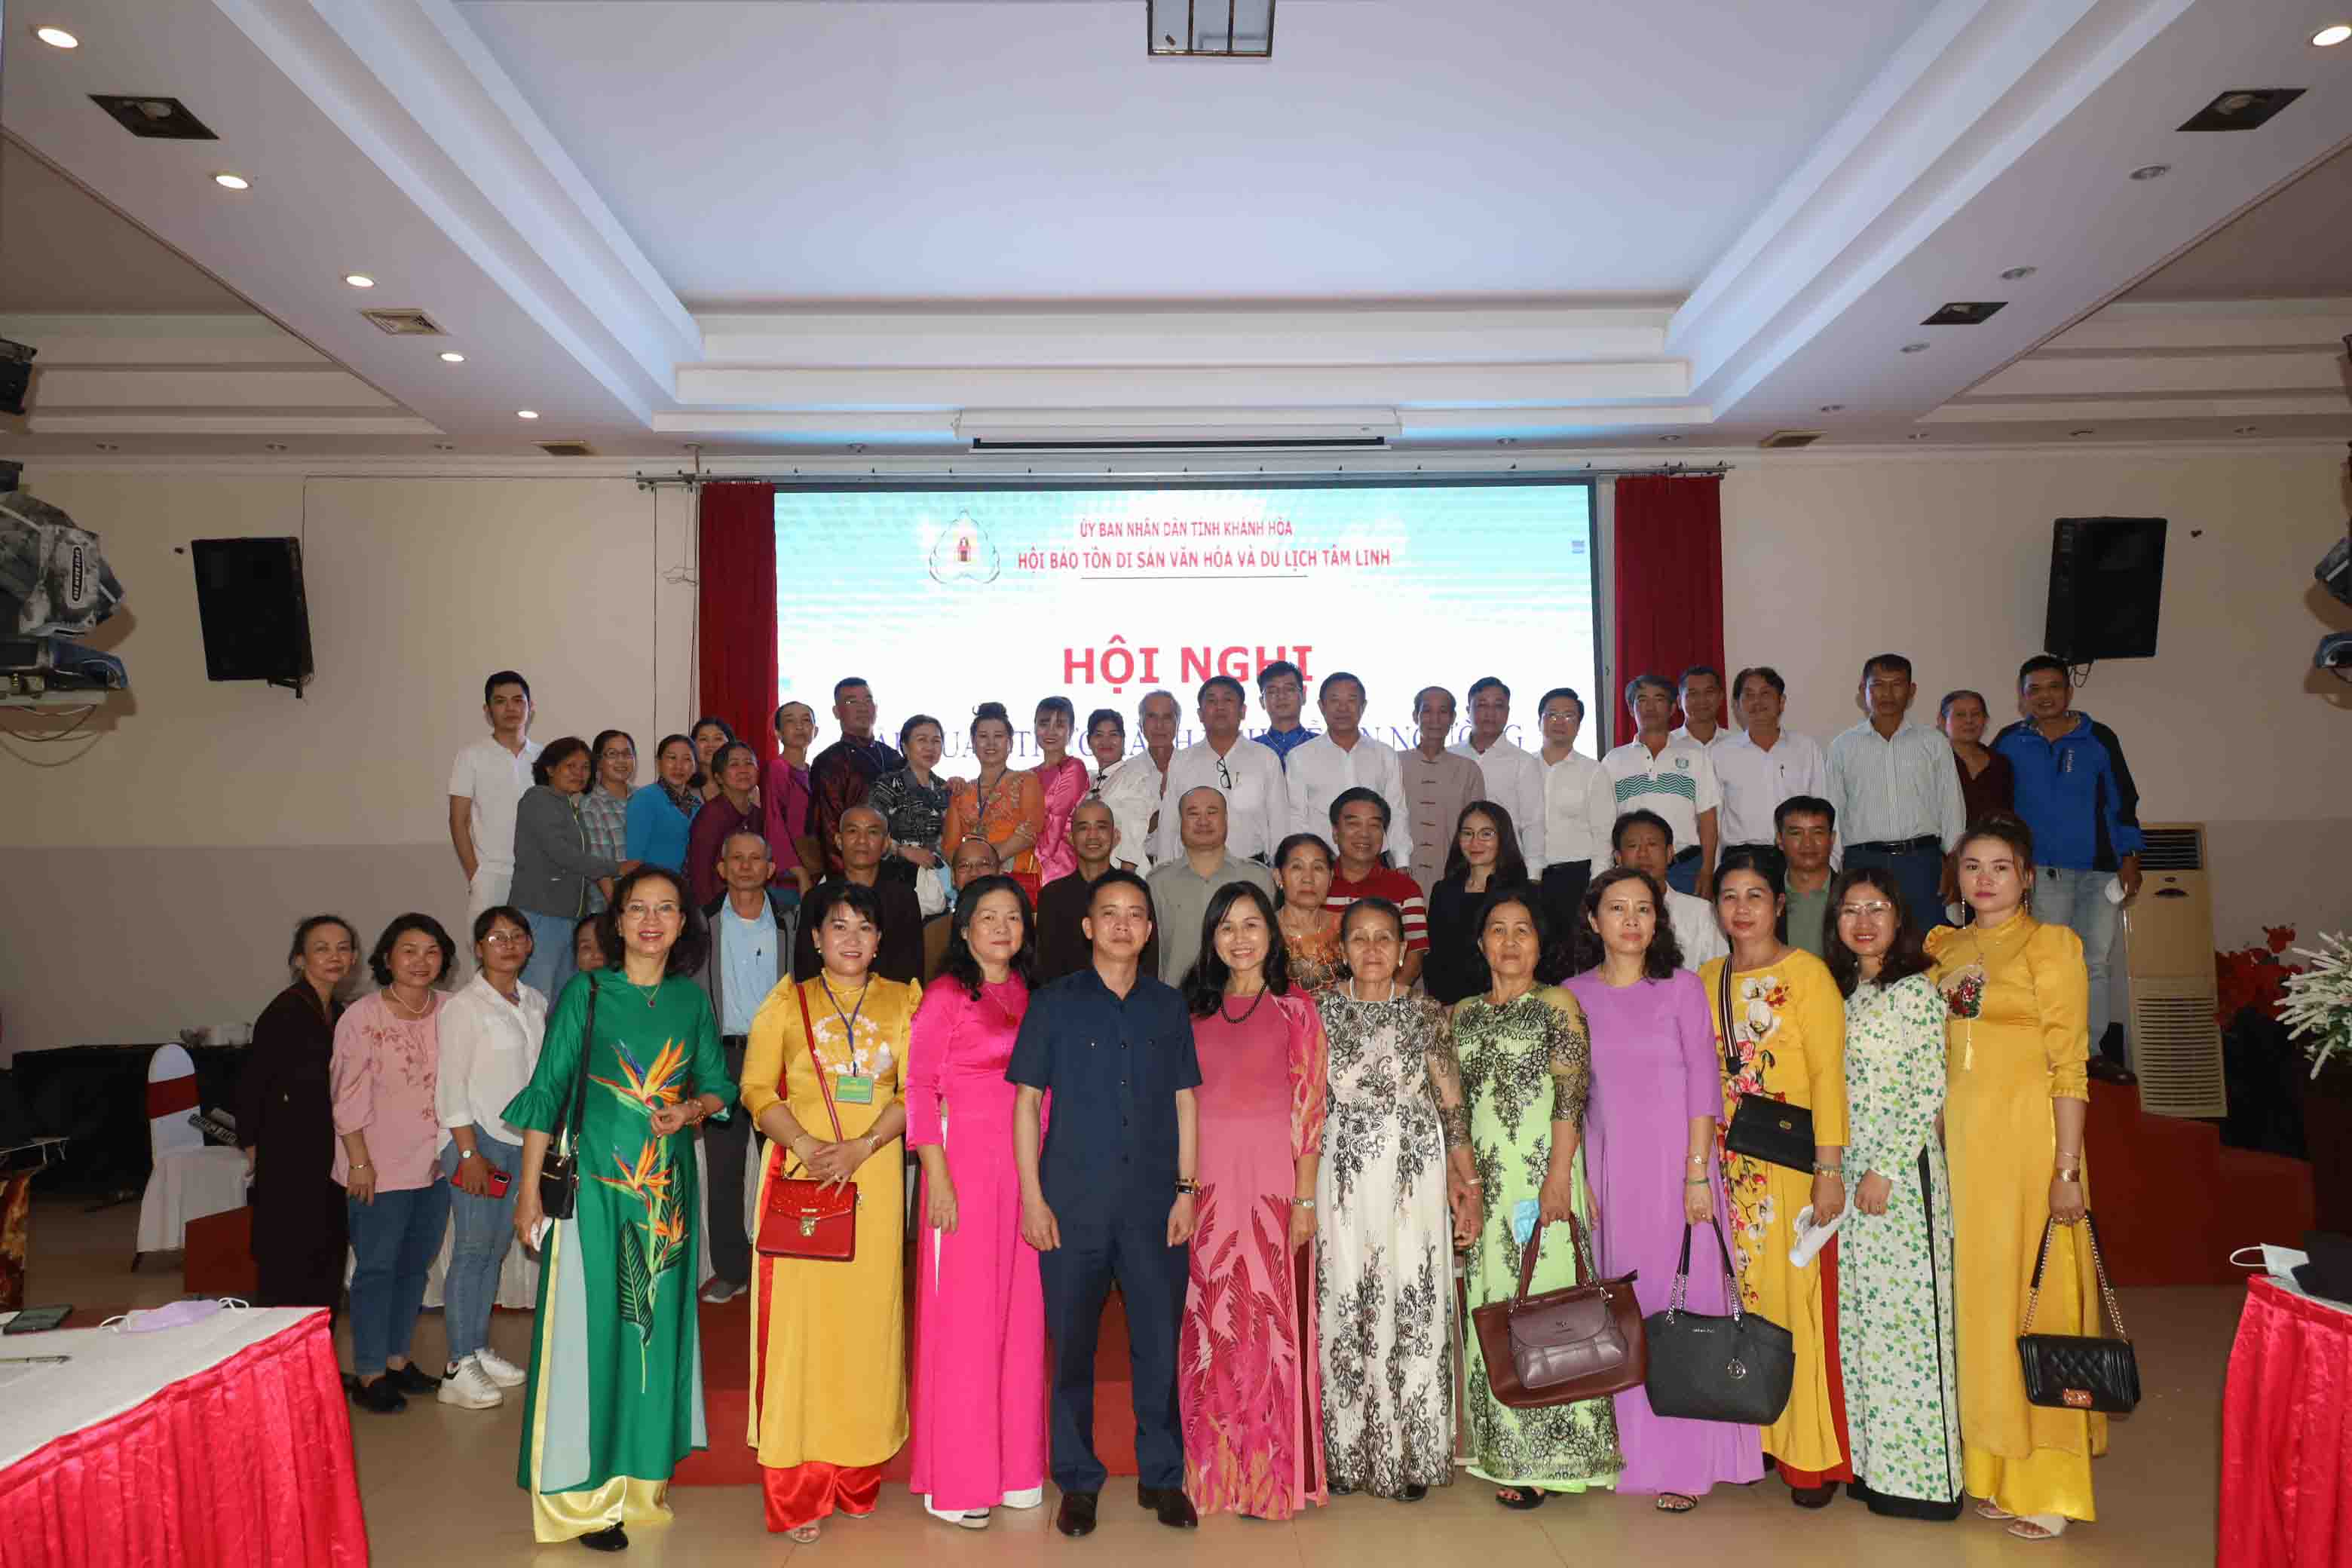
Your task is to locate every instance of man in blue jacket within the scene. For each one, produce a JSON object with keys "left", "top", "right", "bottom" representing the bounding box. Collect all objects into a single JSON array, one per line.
[{"left": 1994, "top": 655, "right": 2145, "bottom": 1067}]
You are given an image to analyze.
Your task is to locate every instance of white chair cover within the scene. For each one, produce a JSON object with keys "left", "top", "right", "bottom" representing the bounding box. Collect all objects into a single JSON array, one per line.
[{"left": 134, "top": 1044, "right": 247, "bottom": 1255}]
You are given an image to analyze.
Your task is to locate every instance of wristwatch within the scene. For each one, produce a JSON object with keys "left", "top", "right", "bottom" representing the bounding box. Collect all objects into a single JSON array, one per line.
[
  {"left": 1174, "top": 1178, "right": 1202, "bottom": 1196},
  {"left": 1811, "top": 1162, "right": 1843, "bottom": 1177},
  {"left": 458, "top": 1149, "right": 479, "bottom": 1162},
  {"left": 1289, "top": 1197, "right": 1316, "bottom": 1211}
]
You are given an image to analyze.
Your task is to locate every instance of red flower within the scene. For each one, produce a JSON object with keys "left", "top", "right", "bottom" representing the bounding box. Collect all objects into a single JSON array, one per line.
[
  {"left": 2215, "top": 929, "right": 2304, "bottom": 1027},
  {"left": 2266, "top": 926, "right": 2297, "bottom": 955}
]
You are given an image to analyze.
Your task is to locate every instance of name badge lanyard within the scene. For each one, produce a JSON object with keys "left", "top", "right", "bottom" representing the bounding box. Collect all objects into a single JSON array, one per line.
[{"left": 817, "top": 975, "right": 874, "bottom": 1103}]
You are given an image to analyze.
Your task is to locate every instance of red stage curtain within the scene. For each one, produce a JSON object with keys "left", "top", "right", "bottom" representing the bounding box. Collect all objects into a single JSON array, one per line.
[
  {"left": 0, "top": 1312, "right": 366, "bottom": 1566},
  {"left": 2219, "top": 1276, "right": 2352, "bottom": 1567},
  {"left": 697, "top": 482, "right": 781, "bottom": 758},
  {"left": 1610, "top": 475, "right": 1726, "bottom": 746}
]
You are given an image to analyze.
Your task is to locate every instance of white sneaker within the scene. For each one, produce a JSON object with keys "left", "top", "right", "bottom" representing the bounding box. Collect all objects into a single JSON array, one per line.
[
  {"left": 472, "top": 1348, "right": 528, "bottom": 1389},
  {"left": 436, "top": 1357, "right": 503, "bottom": 1410}
]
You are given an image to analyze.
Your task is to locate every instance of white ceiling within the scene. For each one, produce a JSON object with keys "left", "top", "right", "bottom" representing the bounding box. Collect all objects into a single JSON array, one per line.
[
  {"left": 0, "top": 138, "right": 244, "bottom": 311},
  {"left": 0, "top": 0, "right": 2345, "bottom": 459},
  {"left": 457, "top": 0, "right": 1940, "bottom": 302}
]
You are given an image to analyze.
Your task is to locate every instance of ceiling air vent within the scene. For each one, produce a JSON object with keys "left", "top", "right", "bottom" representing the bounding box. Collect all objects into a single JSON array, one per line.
[
  {"left": 360, "top": 308, "right": 445, "bottom": 336},
  {"left": 2178, "top": 88, "right": 2304, "bottom": 133},
  {"left": 89, "top": 95, "right": 219, "bottom": 140},
  {"left": 1922, "top": 301, "right": 2007, "bottom": 326},
  {"left": 1759, "top": 430, "right": 1824, "bottom": 449},
  {"left": 537, "top": 440, "right": 595, "bottom": 458}
]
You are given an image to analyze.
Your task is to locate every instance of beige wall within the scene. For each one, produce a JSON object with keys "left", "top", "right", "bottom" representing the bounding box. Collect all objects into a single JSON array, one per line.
[
  {"left": 2, "top": 449, "right": 2346, "bottom": 1064},
  {"left": 0, "top": 473, "right": 698, "bottom": 1062},
  {"left": 1715, "top": 446, "right": 2352, "bottom": 951}
]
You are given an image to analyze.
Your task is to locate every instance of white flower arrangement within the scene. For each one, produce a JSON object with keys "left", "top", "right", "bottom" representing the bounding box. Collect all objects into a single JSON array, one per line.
[{"left": 2279, "top": 933, "right": 2352, "bottom": 1080}]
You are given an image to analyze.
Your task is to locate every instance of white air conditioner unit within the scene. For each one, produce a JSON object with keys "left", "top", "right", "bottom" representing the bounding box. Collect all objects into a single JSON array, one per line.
[{"left": 2121, "top": 823, "right": 2227, "bottom": 1118}]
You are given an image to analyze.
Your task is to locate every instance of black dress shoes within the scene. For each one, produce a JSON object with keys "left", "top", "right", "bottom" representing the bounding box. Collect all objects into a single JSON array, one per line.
[
  {"left": 1396, "top": 1484, "right": 1429, "bottom": 1504},
  {"left": 351, "top": 1376, "right": 406, "bottom": 1413},
  {"left": 1137, "top": 1485, "right": 1199, "bottom": 1529},
  {"left": 577, "top": 1524, "right": 628, "bottom": 1552},
  {"left": 1055, "top": 1491, "right": 1099, "bottom": 1538},
  {"left": 387, "top": 1363, "right": 440, "bottom": 1395}
]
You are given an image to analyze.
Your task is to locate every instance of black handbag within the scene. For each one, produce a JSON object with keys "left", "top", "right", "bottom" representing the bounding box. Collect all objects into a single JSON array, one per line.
[
  {"left": 2017, "top": 1213, "right": 2140, "bottom": 1414},
  {"left": 537, "top": 972, "right": 599, "bottom": 1220},
  {"left": 1641, "top": 1217, "right": 1796, "bottom": 1426},
  {"left": 1717, "top": 954, "right": 1815, "bottom": 1171}
]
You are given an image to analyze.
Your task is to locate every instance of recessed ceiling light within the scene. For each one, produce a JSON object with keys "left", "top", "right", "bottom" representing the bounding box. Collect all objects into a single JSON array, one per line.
[
  {"left": 433, "top": 443, "right": 457, "bottom": 452},
  {"left": 343, "top": 273, "right": 375, "bottom": 289},
  {"left": 2234, "top": 424, "right": 2260, "bottom": 434},
  {"left": 1906, "top": 432, "right": 1931, "bottom": 441},
  {"left": 516, "top": 409, "right": 540, "bottom": 420},
  {"left": 1900, "top": 341, "right": 1931, "bottom": 354},
  {"left": 35, "top": 25, "right": 78, "bottom": 48},
  {"left": 1819, "top": 404, "right": 1845, "bottom": 412},
  {"left": 2069, "top": 428, "right": 2097, "bottom": 437},
  {"left": 439, "top": 351, "right": 466, "bottom": 363},
  {"left": 263, "top": 442, "right": 289, "bottom": 452},
  {"left": 1658, "top": 434, "right": 1684, "bottom": 443},
  {"left": 2128, "top": 164, "right": 2170, "bottom": 182},
  {"left": 1999, "top": 265, "right": 2038, "bottom": 281},
  {"left": 93, "top": 442, "right": 119, "bottom": 452},
  {"left": 212, "top": 173, "right": 250, "bottom": 191},
  {"left": 2316, "top": 23, "right": 2351, "bottom": 47}
]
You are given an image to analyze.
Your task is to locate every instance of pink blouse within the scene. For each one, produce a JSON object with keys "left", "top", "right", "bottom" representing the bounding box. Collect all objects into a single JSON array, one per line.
[
  {"left": 1031, "top": 756, "right": 1092, "bottom": 884},
  {"left": 904, "top": 976, "right": 1031, "bottom": 1149},
  {"left": 330, "top": 989, "right": 446, "bottom": 1192}
]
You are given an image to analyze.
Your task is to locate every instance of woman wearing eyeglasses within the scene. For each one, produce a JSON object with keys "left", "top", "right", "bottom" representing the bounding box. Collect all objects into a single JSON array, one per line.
[
  {"left": 1824, "top": 871, "right": 1961, "bottom": 1521},
  {"left": 581, "top": 730, "right": 639, "bottom": 913},
  {"left": 1425, "top": 801, "right": 1533, "bottom": 1005}
]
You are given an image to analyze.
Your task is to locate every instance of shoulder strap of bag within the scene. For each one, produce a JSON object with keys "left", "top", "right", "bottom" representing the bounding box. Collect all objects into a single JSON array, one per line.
[
  {"left": 790, "top": 982, "right": 850, "bottom": 1169},
  {"left": 1717, "top": 957, "right": 1737, "bottom": 1083},
  {"left": 1514, "top": 1208, "right": 1596, "bottom": 1304},
  {"left": 554, "top": 972, "right": 598, "bottom": 1155},
  {"left": 2020, "top": 1211, "right": 2128, "bottom": 1340}
]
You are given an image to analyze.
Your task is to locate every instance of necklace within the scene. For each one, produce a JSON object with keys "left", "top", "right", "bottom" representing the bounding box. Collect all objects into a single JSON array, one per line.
[
  {"left": 1345, "top": 978, "right": 1399, "bottom": 1003},
  {"left": 1219, "top": 986, "right": 1270, "bottom": 1024},
  {"left": 384, "top": 987, "right": 433, "bottom": 1018},
  {"left": 621, "top": 970, "right": 666, "bottom": 1009}
]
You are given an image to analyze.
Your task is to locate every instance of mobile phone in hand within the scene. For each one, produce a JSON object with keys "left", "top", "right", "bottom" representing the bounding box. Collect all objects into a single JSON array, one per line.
[{"left": 486, "top": 1165, "right": 511, "bottom": 1198}]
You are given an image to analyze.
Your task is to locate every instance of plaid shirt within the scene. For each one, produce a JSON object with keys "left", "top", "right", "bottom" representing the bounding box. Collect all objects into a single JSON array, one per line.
[{"left": 580, "top": 787, "right": 629, "bottom": 911}]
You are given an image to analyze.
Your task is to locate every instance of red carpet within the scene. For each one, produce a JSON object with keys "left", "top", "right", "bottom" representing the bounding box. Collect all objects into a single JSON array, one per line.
[{"left": 673, "top": 1261, "right": 1138, "bottom": 1488}]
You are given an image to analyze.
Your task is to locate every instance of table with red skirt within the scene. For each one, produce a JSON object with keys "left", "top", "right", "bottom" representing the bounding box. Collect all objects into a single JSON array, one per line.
[
  {"left": 2221, "top": 1273, "right": 2352, "bottom": 1568},
  {"left": 0, "top": 1305, "right": 366, "bottom": 1566}
]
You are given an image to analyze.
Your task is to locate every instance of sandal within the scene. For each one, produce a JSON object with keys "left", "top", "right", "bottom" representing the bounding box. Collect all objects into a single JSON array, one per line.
[
  {"left": 1494, "top": 1486, "right": 1548, "bottom": 1511},
  {"left": 2007, "top": 1516, "right": 2066, "bottom": 1542},
  {"left": 786, "top": 1524, "right": 821, "bottom": 1545},
  {"left": 1655, "top": 1493, "right": 1698, "bottom": 1513},
  {"left": 1975, "top": 1500, "right": 2017, "bottom": 1522}
]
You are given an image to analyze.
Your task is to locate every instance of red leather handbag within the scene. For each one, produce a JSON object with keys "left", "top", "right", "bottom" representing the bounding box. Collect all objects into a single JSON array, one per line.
[{"left": 753, "top": 985, "right": 860, "bottom": 1262}]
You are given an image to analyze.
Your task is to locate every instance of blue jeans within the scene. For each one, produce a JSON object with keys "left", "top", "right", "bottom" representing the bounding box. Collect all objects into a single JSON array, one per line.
[
  {"left": 1844, "top": 843, "right": 1952, "bottom": 933},
  {"left": 2034, "top": 867, "right": 2122, "bottom": 1058},
  {"left": 520, "top": 909, "right": 578, "bottom": 1002},
  {"left": 347, "top": 1181, "right": 452, "bottom": 1379},
  {"left": 439, "top": 1129, "right": 521, "bottom": 1366}
]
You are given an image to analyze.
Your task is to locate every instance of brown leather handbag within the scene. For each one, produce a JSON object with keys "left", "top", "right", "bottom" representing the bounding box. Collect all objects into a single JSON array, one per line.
[
  {"left": 1472, "top": 1210, "right": 1646, "bottom": 1408},
  {"left": 753, "top": 984, "right": 861, "bottom": 1262}
]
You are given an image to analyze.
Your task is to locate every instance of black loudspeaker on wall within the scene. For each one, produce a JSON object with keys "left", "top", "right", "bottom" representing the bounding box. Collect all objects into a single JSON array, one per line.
[
  {"left": 190, "top": 537, "right": 314, "bottom": 695},
  {"left": 2044, "top": 517, "right": 2166, "bottom": 663}
]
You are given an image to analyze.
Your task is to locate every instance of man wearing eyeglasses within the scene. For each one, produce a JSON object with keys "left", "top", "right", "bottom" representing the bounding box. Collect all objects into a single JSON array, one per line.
[
  {"left": 1149, "top": 676, "right": 1288, "bottom": 865},
  {"left": 1251, "top": 660, "right": 1316, "bottom": 770},
  {"left": 1825, "top": 653, "right": 1964, "bottom": 933}
]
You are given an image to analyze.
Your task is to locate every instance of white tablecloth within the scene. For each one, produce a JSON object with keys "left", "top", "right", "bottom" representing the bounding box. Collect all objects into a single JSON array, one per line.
[{"left": 0, "top": 1306, "right": 317, "bottom": 1468}]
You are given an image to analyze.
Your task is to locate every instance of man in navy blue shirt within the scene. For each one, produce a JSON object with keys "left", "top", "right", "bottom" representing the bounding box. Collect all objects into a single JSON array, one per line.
[
  {"left": 1009, "top": 869, "right": 1202, "bottom": 1536},
  {"left": 1994, "top": 655, "right": 2145, "bottom": 1068}
]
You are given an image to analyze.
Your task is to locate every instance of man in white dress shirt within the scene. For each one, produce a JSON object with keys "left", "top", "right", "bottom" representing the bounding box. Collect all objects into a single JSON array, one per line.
[
  {"left": 1534, "top": 685, "right": 1612, "bottom": 935},
  {"left": 1451, "top": 677, "right": 1546, "bottom": 868},
  {"left": 448, "top": 669, "right": 543, "bottom": 927},
  {"left": 1824, "top": 652, "right": 1965, "bottom": 933},
  {"left": 1285, "top": 671, "right": 1410, "bottom": 864},
  {"left": 1610, "top": 809, "right": 1727, "bottom": 968},
  {"left": 1670, "top": 665, "right": 1734, "bottom": 757},
  {"left": 1599, "top": 674, "right": 1721, "bottom": 899},
  {"left": 1150, "top": 676, "right": 1288, "bottom": 865},
  {"left": 1711, "top": 666, "right": 1830, "bottom": 850}
]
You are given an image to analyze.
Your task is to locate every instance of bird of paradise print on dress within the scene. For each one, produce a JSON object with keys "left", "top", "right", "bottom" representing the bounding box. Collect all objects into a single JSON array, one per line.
[{"left": 590, "top": 1037, "right": 694, "bottom": 1388}]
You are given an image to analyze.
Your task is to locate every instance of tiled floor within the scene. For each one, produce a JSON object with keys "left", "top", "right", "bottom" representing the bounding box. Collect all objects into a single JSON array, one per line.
[{"left": 23, "top": 1194, "right": 2229, "bottom": 1564}]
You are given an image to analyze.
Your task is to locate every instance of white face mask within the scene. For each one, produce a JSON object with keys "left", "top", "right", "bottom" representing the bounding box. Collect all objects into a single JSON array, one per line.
[{"left": 2231, "top": 1244, "right": 2309, "bottom": 1281}]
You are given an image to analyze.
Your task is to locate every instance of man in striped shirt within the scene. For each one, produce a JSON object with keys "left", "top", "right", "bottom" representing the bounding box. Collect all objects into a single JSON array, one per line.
[
  {"left": 1597, "top": 672, "right": 1722, "bottom": 897},
  {"left": 1323, "top": 786, "right": 1429, "bottom": 988}
]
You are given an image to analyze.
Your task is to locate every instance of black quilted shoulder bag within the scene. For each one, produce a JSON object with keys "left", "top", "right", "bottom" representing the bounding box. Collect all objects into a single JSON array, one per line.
[
  {"left": 1718, "top": 956, "right": 1814, "bottom": 1171},
  {"left": 536, "top": 972, "right": 599, "bottom": 1220},
  {"left": 2017, "top": 1212, "right": 2139, "bottom": 1413}
]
